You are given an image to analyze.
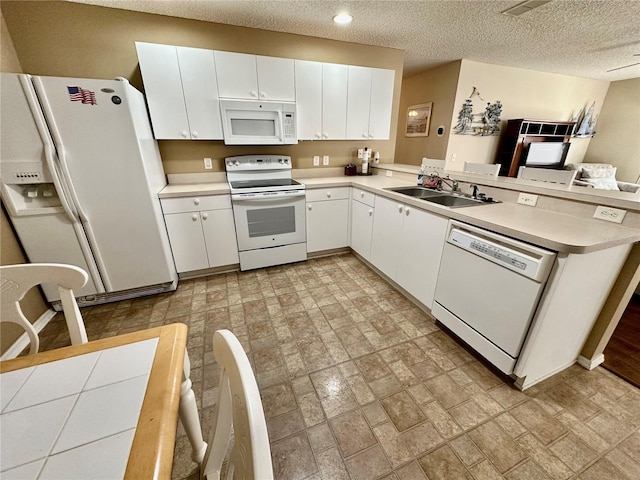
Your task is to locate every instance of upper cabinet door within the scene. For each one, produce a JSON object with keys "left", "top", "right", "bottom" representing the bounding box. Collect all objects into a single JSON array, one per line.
[
  {"left": 346, "top": 66, "right": 373, "bottom": 140},
  {"left": 136, "top": 42, "right": 191, "bottom": 139},
  {"left": 176, "top": 46, "right": 223, "bottom": 140},
  {"left": 368, "top": 68, "right": 395, "bottom": 139},
  {"left": 295, "top": 60, "right": 322, "bottom": 140},
  {"left": 214, "top": 51, "right": 259, "bottom": 99},
  {"left": 322, "top": 63, "right": 348, "bottom": 140},
  {"left": 257, "top": 56, "right": 295, "bottom": 101}
]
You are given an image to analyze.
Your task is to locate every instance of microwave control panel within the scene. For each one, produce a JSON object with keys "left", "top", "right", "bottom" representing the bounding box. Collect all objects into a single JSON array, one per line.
[{"left": 283, "top": 113, "right": 296, "bottom": 139}]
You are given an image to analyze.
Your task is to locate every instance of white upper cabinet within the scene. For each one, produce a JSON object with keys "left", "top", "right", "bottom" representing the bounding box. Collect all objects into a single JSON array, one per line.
[
  {"left": 369, "top": 68, "right": 396, "bottom": 139},
  {"left": 346, "top": 66, "right": 373, "bottom": 140},
  {"left": 295, "top": 60, "right": 322, "bottom": 140},
  {"left": 346, "top": 66, "right": 395, "bottom": 140},
  {"left": 256, "top": 56, "right": 295, "bottom": 101},
  {"left": 214, "top": 51, "right": 295, "bottom": 101},
  {"left": 136, "top": 42, "right": 223, "bottom": 140},
  {"left": 322, "top": 63, "right": 349, "bottom": 140}
]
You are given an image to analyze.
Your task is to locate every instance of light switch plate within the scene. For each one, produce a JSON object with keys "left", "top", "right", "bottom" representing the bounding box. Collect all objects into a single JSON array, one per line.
[
  {"left": 386, "top": 170, "right": 393, "bottom": 177},
  {"left": 323, "top": 155, "right": 329, "bottom": 166},
  {"left": 203, "top": 157, "right": 212, "bottom": 170},
  {"left": 357, "top": 148, "right": 364, "bottom": 159},
  {"left": 594, "top": 205, "right": 626, "bottom": 223},
  {"left": 313, "top": 155, "right": 320, "bottom": 166}
]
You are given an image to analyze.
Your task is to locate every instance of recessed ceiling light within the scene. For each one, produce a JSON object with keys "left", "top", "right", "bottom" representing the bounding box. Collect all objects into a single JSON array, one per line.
[{"left": 333, "top": 13, "right": 353, "bottom": 25}]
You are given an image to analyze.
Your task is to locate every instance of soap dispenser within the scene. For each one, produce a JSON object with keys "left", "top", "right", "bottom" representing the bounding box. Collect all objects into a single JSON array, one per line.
[{"left": 417, "top": 165, "right": 425, "bottom": 185}]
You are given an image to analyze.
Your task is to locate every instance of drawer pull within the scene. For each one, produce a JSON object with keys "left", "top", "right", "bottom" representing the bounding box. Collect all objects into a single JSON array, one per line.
[
  {"left": 202, "top": 213, "right": 208, "bottom": 220},
  {"left": 191, "top": 214, "right": 198, "bottom": 221},
  {"left": 193, "top": 198, "right": 200, "bottom": 206}
]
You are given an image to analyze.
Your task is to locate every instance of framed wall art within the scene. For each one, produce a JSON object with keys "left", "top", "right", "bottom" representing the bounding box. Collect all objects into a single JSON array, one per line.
[{"left": 405, "top": 102, "right": 432, "bottom": 137}]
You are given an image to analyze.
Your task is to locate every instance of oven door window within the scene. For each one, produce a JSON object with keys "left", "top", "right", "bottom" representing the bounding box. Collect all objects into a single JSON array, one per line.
[
  {"left": 233, "top": 196, "right": 306, "bottom": 251},
  {"left": 247, "top": 206, "right": 295, "bottom": 237}
]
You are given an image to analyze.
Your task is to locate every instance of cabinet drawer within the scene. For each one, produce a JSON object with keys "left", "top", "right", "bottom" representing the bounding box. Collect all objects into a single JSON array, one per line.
[
  {"left": 306, "top": 187, "right": 350, "bottom": 202},
  {"left": 351, "top": 188, "right": 375, "bottom": 207},
  {"left": 160, "top": 195, "right": 231, "bottom": 214}
]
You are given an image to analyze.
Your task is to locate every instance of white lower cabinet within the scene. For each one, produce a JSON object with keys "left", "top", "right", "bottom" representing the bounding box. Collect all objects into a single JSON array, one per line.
[
  {"left": 306, "top": 188, "right": 350, "bottom": 253},
  {"left": 350, "top": 188, "right": 376, "bottom": 260},
  {"left": 371, "top": 195, "right": 448, "bottom": 308},
  {"left": 160, "top": 195, "right": 239, "bottom": 273}
]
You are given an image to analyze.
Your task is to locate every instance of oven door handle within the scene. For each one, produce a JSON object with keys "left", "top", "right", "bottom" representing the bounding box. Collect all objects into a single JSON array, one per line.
[{"left": 232, "top": 191, "right": 306, "bottom": 201}]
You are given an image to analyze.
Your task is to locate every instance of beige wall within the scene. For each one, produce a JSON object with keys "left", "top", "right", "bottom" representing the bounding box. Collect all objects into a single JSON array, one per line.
[
  {"left": 444, "top": 59, "right": 610, "bottom": 171},
  {"left": 583, "top": 78, "right": 640, "bottom": 183},
  {"left": 1, "top": 10, "right": 50, "bottom": 354},
  {"left": 2, "top": 1, "right": 405, "bottom": 174},
  {"left": 393, "top": 61, "right": 461, "bottom": 166}
]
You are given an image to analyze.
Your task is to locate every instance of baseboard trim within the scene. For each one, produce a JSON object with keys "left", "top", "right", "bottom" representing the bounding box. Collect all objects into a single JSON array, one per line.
[
  {"left": 578, "top": 354, "right": 605, "bottom": 370},
  {"left": 1, "top": 309, "right": 57, "bottom": 360}
]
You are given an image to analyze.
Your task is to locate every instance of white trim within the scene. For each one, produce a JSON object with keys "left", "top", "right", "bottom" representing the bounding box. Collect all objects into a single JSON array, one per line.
[
  {"left": 514, "top": 359, "right": 577, "bottom": 390},
  {"left": 1, "top": 309, "right": 57, "bottom": 361},
  {"left": 577, "top": 354, "right": 605, "bottom": 370}
]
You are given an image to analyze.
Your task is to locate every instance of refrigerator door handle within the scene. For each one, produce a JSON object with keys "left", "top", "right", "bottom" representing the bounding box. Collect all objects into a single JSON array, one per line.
[{"left": 53, "top": 144, "right": 114, "bottom": 292}]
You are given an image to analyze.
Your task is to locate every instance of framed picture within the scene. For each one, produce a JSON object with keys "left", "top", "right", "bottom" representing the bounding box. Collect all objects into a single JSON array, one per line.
[{"left": 405, "top": 102, "right": 432, "bottom": 137}]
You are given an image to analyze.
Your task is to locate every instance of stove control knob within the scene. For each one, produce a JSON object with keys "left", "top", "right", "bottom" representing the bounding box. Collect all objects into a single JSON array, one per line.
[
  {"left": 279, "top": 159, "right": 284, "bottom": 164},
  {"left": 285, "top": 158, "right": 289, "bottom": 164},
  {"left": 234, "top": 161, "right": 240, "bottom": 166}
]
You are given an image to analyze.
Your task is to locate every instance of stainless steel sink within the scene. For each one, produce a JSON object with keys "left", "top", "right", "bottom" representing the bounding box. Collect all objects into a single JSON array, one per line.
[
  {"left": 385, "top": 186, "right": 444, "bottom": 199},
  {"left": 385, "top": 186, "right": 495, "bottom": 208},
  {"left": 420, "top": 195, "right": 485, "bottom": 207}
]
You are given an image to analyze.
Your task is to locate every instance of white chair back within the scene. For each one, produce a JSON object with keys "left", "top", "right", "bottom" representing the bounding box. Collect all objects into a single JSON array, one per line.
[
  {"left": 517, "top": 166, "right": 577, "bottom": 188},
  {"left": 422, "top": 158, "right": 446, "bottom": 176},
  {"left": 0, "top": 263, "right": 88, "bottom": 358},
  {"left": 463, "top": 162, "right": 500, "bottom": 178},
  {"left": 202, "top": 330, "right": 273, "bottom": 480}
]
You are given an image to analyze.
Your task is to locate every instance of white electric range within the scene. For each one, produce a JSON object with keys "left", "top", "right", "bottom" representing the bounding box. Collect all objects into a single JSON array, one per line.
[{"left": 226, "top": 155, "right": 307, "bottom": 271}]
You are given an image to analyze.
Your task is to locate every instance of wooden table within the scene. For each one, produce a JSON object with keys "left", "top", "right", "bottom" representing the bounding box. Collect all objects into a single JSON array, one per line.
[{"left": 0, "top": 323, "right": 207, "bottom": 479}]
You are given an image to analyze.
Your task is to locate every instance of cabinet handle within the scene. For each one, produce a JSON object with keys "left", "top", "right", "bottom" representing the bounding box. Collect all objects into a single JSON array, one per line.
[
  {"left": 360, "top": 192, "right": 364, "bottom": 198},
  {"left": 260, "top": 92, "right": 267, "bottom": 99},
  {"left": 322, "top": 133, "right": 329, "bottom": 139},
  {"left": 398, "top": 204, "right": 403, "bottom": 213},
  {"left": 368, "top": 134, "right": 374, "bottom": 139},
  {"left": 363, "top": 133, "right": 368, "bottom": 138},
  {"left": 308, "top": 205, "right": 312, "bottom": 211},
  {"left": 192, "top": 131, "right": 199, "bottom": 138},
  {"left": 202, "top": 213, "right": 208, "bottom": 220},
  {"left": 405, "top": 207, "right": 410, "bottom": 215},
  {"left": 250, "top": 91, "right": 258, "bottom": 98},
  {"left": 327, "top": 191, "right": 331, "bottom": 198},
  {"left": 191, "top": 214, "right": 198, "bottom": 221},
  {"left": 315, "top": 133, "right": 322, "bottom": 139},
  {"left": 181, "top": 131, "right": 188, "bottom": 138},
  {"left": 193, "top": 198, "right": 200, "bottom": 206},
  {"left": 368, "top": 209, "right": 373, "bottom": 216}
]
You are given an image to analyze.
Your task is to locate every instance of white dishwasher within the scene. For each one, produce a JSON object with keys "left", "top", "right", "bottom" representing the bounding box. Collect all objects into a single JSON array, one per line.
[{"left": 431, "top": 220, "right": 556, "bottom": 375}]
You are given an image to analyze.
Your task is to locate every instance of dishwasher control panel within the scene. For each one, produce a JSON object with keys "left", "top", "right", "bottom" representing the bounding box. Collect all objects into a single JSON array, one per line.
[
  {"left": 447, "top": 223, "right": 556, "bottom": 282},
  {"left": 468, "top": 240, "right": 528, "bottom": 270}
]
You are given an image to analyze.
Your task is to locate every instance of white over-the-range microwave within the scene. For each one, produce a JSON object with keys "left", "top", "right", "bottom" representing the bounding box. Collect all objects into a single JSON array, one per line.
[{"left": 220, "top": 99, "right": 298, "bottom": 145}]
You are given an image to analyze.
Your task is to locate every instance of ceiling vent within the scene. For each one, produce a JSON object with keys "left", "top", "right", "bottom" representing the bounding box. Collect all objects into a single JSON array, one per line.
[{"left": 502, "top": 0, "right": 551, "bottom": 17}]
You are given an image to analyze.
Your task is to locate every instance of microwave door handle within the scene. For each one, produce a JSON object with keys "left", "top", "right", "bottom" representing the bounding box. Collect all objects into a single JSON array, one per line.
[{"left": 278, "top": 110, "right": 284, "bottom": 142}]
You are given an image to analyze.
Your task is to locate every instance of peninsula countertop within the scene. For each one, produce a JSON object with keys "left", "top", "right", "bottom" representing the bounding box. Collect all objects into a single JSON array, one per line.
[{"left": 158, "top": 174, "right": 640, "bottom": 254}]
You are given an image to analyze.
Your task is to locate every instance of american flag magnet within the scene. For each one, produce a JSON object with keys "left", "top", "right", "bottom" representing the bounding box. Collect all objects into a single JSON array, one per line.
[{"left": 67, "top": 86, "right": 97, "bottom": 105}]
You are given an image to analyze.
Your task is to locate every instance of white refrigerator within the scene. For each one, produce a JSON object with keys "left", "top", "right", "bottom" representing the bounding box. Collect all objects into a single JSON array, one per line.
[{"left": 0, "top": 73, "right": 178, "bottom": 306}]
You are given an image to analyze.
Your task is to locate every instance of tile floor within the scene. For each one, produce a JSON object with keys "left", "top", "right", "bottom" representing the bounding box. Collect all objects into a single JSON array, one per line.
[{"left": 36, "top": 254, "right": 640, "bottom": 480}]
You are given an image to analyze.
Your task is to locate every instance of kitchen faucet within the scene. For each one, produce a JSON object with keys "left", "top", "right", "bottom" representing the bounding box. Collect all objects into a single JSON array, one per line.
[{"left": 428, "top": 174, "right": 459, "bottom": 193}]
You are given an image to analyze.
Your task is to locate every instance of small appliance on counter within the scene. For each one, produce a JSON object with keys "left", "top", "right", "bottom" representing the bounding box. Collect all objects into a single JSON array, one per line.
[{"left": 344, "top": 163, "right": 357, "bottom": 176}]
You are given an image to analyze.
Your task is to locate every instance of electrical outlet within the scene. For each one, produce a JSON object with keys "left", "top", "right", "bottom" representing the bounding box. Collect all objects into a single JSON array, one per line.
[
  {"left": 357, "top": 148, "right": 364, "bottom": 159},
  {"left": 451, "top": 153, "right": 456, "bottom": 162},
  {"left": 323, "top": 155, "right": 329, "bottom": 166},
  {"left": 204, "top": 157, "right": 212, "bottom": 169},
  {"left": 517, "top": 192, "right": 538, "bottom": 206},
  {"left": 594, "top": 205, "right": 626, "bottom": 223},
  {"left": 386, "top": 170, "right": 393, "bottom": 177},
  {"left": 313, "top": 155, "right": 320, "bottom": 166}
]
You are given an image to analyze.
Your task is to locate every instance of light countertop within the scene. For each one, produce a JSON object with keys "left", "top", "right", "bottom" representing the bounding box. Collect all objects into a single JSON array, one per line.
[{"left": 158, "top": 173, "right": 640, "bottom": 254}]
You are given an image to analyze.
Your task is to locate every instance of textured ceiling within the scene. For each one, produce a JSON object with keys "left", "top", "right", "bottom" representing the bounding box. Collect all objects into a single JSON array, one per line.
[{"left": 69, "top": 0, "right": 640, "bottom": 81}]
